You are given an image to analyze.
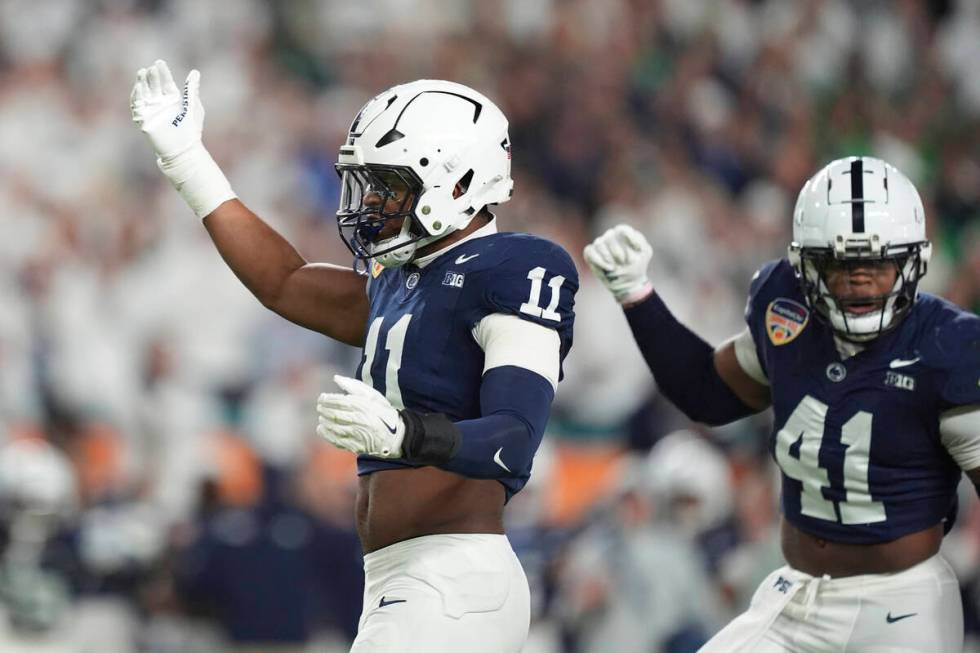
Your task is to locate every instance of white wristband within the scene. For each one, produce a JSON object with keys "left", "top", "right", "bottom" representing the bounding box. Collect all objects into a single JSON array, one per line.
[
  {"left": 157, "top": 142, "right": 237, "bottom": 219},
  {"left": 619, "top": 281, "right": 654, "bottom": 306}
]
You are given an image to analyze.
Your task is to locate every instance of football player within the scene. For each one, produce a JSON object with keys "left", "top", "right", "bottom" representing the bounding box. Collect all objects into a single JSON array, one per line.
[
  {"left": 585, "top": 156, "right": 978, "bottom": 652},
  {"left": 131, "top": 61, "right": 576, "bottom": 652}
]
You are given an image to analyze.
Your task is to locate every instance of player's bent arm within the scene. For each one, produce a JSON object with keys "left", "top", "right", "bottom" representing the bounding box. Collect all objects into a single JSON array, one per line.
[
  {"left": 403, "top": 366, "right": 553, "bottom": 479},
  {"left": 399, "top": 314, "right": 559, "bottom": 478},
  {"left": 716, "top": 329, "right": 773, "bottom": 411},
  {"left": 204, "top": 199, "right": 369, "bottom": 346},
  {"left": 940, "top": 405, "right": 980, "bottom": 494},
  {"left": 623, "top": 292, "right": 770, "bottom": 424}
]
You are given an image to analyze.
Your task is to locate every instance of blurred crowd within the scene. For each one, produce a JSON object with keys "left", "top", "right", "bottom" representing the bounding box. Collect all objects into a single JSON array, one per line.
[{"left": 1, "top": 0, "right": 979, "bottom": 651}]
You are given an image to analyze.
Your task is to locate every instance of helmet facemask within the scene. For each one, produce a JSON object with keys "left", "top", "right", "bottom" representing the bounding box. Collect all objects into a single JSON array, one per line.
[
  {"left": 336, "top": 164, "right": 436, "bottom": 270},
  {"left": 789, "top": 156, "right": 932, "bottom": 344},
  {"left": 789, "top": 237, "right": 930, "bottom": 343}
]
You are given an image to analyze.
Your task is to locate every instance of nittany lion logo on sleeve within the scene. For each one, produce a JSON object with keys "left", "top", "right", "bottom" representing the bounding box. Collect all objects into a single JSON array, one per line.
[{"left": 766, "top": 298, "right": 809, "bottom": 345}]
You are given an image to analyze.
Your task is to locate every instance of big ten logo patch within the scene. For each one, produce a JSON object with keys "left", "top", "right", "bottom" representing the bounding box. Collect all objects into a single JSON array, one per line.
[
  {"left": 442, "top": 271, "right": 465, "bottom": 288},
  {"left": 885, "top": 371, "right": 915, "bottom": 391}
]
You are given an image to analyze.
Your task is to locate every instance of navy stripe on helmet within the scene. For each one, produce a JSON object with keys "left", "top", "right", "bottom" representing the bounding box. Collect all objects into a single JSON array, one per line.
[{"left": 850, "top": 158, "right": 865, "bottom": 232}]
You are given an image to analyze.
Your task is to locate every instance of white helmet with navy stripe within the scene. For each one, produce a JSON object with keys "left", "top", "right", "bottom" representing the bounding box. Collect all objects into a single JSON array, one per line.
[
  {"left": 335, "top": 79, "right": 513, "bottom": 270},
  {"left": 788, "top": 156, "right": 931, "bottom": 342}
]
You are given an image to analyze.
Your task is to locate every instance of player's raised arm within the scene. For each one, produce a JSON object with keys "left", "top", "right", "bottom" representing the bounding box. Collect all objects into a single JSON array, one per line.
[
  {"left": 584, "top": 225, "right": 771, "bottom": 424},
  {"left": 130, "top": 60, "right": 368, "bottom": 346},
  {"left": 202, "top": 201, "right": 368, "bottom": 346}
]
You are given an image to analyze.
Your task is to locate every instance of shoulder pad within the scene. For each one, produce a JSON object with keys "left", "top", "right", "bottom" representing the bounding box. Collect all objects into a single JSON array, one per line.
[
  {"left": 469, "top": 233, "right": 573, "bottom": 268},
  {"left": 919, "top": 305, "right": 980, "bottom": 406},
  {"left": 455, "top": 233, "right": 577, "bottom": 377},
  {"left": 456, "top": 234, "right": 577, "bottom": 327},
  {"left": 745, "top": 259, "right": 796, "bottom": 321},
  {"left": 479, "top": 235, "right": 577, "bottom": 327}
]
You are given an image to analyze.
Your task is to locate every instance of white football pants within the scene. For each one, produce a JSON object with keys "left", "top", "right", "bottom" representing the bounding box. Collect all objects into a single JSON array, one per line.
[
  {"left": 350, "top": 533, "right": 530, "bottom": 652},
  {"left": 699, "top": 554, "right": 963, "bottom": 652}
]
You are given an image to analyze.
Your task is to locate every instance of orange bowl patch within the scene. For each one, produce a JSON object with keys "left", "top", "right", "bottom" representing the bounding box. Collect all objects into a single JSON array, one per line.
[{"left": 765, "top": 298, "right": 809, "bottom": 346}]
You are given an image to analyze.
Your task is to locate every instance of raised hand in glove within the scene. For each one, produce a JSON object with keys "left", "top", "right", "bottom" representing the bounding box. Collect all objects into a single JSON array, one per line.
[
  {"left": 130, "top": 59, "right": 235, "bottom": 218},
  {"left": 583, "top": 224, "right": 654, "bottom": 304},
  {"left": 130, "top": 59, "right": 201, "bottom": 160}
]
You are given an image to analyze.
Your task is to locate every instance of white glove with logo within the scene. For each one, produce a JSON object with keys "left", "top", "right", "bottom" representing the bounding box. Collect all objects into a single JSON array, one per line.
[
  {"left": 583, "top": 224, "right": 654, "bottom": 304},
  {"left": 316, "top": 376, "right": 405, "bottom": 458},
  {"left": 130, "top": 59, "right": 236, "bottom": 218}
]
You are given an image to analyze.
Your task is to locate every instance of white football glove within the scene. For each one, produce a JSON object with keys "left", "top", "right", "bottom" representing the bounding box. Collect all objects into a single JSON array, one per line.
[
  {"left": 583, "top": 224, "right": 654, "bottom": 304},
  {"left": 130, "top": 59, "right": 200, "bottom": 160},
  {"left": 316, "top": 376, "right": 405, "bottom": 458},
  {"left": 130, "top": 59, "right": 236, "bottom": 218}
]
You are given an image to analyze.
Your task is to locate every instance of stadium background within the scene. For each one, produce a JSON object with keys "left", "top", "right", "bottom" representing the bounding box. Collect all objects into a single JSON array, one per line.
[{"left": 1, "top": 0, "right": 979, "bottom": 651}]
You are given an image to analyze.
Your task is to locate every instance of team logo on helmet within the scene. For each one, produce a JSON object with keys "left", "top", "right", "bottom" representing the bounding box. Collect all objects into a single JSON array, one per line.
[{"left": 766, "top": 298, "right": 809, "bottom": 346}]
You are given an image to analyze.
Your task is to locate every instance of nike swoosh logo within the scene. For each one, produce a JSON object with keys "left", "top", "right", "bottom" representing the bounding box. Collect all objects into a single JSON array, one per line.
[
  {"left": 889, "top": 357, "right": 920, "bottom": 369},
  {"left": 885, "top": 611, "right": 917, "bottom": 623},
  {"left": 455, "top": 253, "right": 480, "bottom": 264},
  {"left": 493, "top": 447, "right": 512, "bottom": 473},
  {"left": 380, "top": 418, "right": 398, "bottom": 434},
  {"left": 379, "top": 596, "right": 407, "bottom": 608}
]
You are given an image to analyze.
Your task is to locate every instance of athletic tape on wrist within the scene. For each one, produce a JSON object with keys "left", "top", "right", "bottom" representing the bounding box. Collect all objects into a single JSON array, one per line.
[{"left": 157, "top": 143, "right": 237, "bottom": 219}]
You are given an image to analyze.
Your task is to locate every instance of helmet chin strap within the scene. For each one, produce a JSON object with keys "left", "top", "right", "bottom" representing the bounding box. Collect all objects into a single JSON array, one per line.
[
  {"left": 826, "top": 303, "right": 895, "bottom": 342},
  {"left": 371, "top": 205, "right": 482, "bottom": 268},
  {"left": 820, "top": 280, "right": 901, "bottom": 342},
  {"left": 370, "top": 216, "right": 441, "bottom": 268},
  {"left": 370, "top": 217, "right": 416, "bottom": 268}
]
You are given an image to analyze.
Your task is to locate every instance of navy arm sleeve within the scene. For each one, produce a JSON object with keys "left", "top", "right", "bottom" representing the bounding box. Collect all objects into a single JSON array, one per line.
[
  {"left": 397, "top": 234, "right": 574, "bottom": 490},
  {"left": 624, "top": 292, "right": 756, "bottom": 426},
  {"left": 447, "top": 365, "right": 553, "bottom": 479},
  {"left": 398, "top": 365, "right": 552, "bottom": 480}
]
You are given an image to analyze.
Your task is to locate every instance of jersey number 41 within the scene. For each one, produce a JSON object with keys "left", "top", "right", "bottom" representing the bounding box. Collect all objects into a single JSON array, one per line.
[{"left": 776, "top": 395, "right": 887, "bottom": 525}]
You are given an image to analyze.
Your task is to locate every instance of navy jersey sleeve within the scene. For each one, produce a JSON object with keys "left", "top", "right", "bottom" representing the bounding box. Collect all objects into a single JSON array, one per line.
[
  {"left": 744, "top": 260, "right": 787, "bottom": 322},
  {"left": 743, "top": 259, "right": 788, "bottom": 378},
  {"left": 463, "top": 235, "right": 578, "bottom": 375},
  {"left": 922, "top": 310, "right": 980, "bottom": 409}
]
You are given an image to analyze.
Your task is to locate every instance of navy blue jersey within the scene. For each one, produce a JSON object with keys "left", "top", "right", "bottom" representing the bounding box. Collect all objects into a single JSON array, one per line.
[
  {"left": 354, "top": 231, "right": 577, "bottom": 497},
  {"left": 746, "top": 259, "right": 980, "bottom": 544}
]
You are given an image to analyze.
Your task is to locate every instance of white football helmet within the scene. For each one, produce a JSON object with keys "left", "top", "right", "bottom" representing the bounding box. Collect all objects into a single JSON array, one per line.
[
  {"left": 788, "top": 156, "right": 931, "bottom": 342},
  {"left": 335, "top": 79, "right": 513, "bottom": 270},
  {"left": 645, "top": 430, "right": 733, "bottom": 536},
  {"left": 0, "top": 437, "right": 77, "bottom": 520}
]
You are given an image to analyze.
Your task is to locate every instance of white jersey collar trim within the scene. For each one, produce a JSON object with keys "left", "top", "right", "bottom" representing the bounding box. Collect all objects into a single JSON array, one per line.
[{"left": 412, "top": 216, "right": 498, "bottom": 269}]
